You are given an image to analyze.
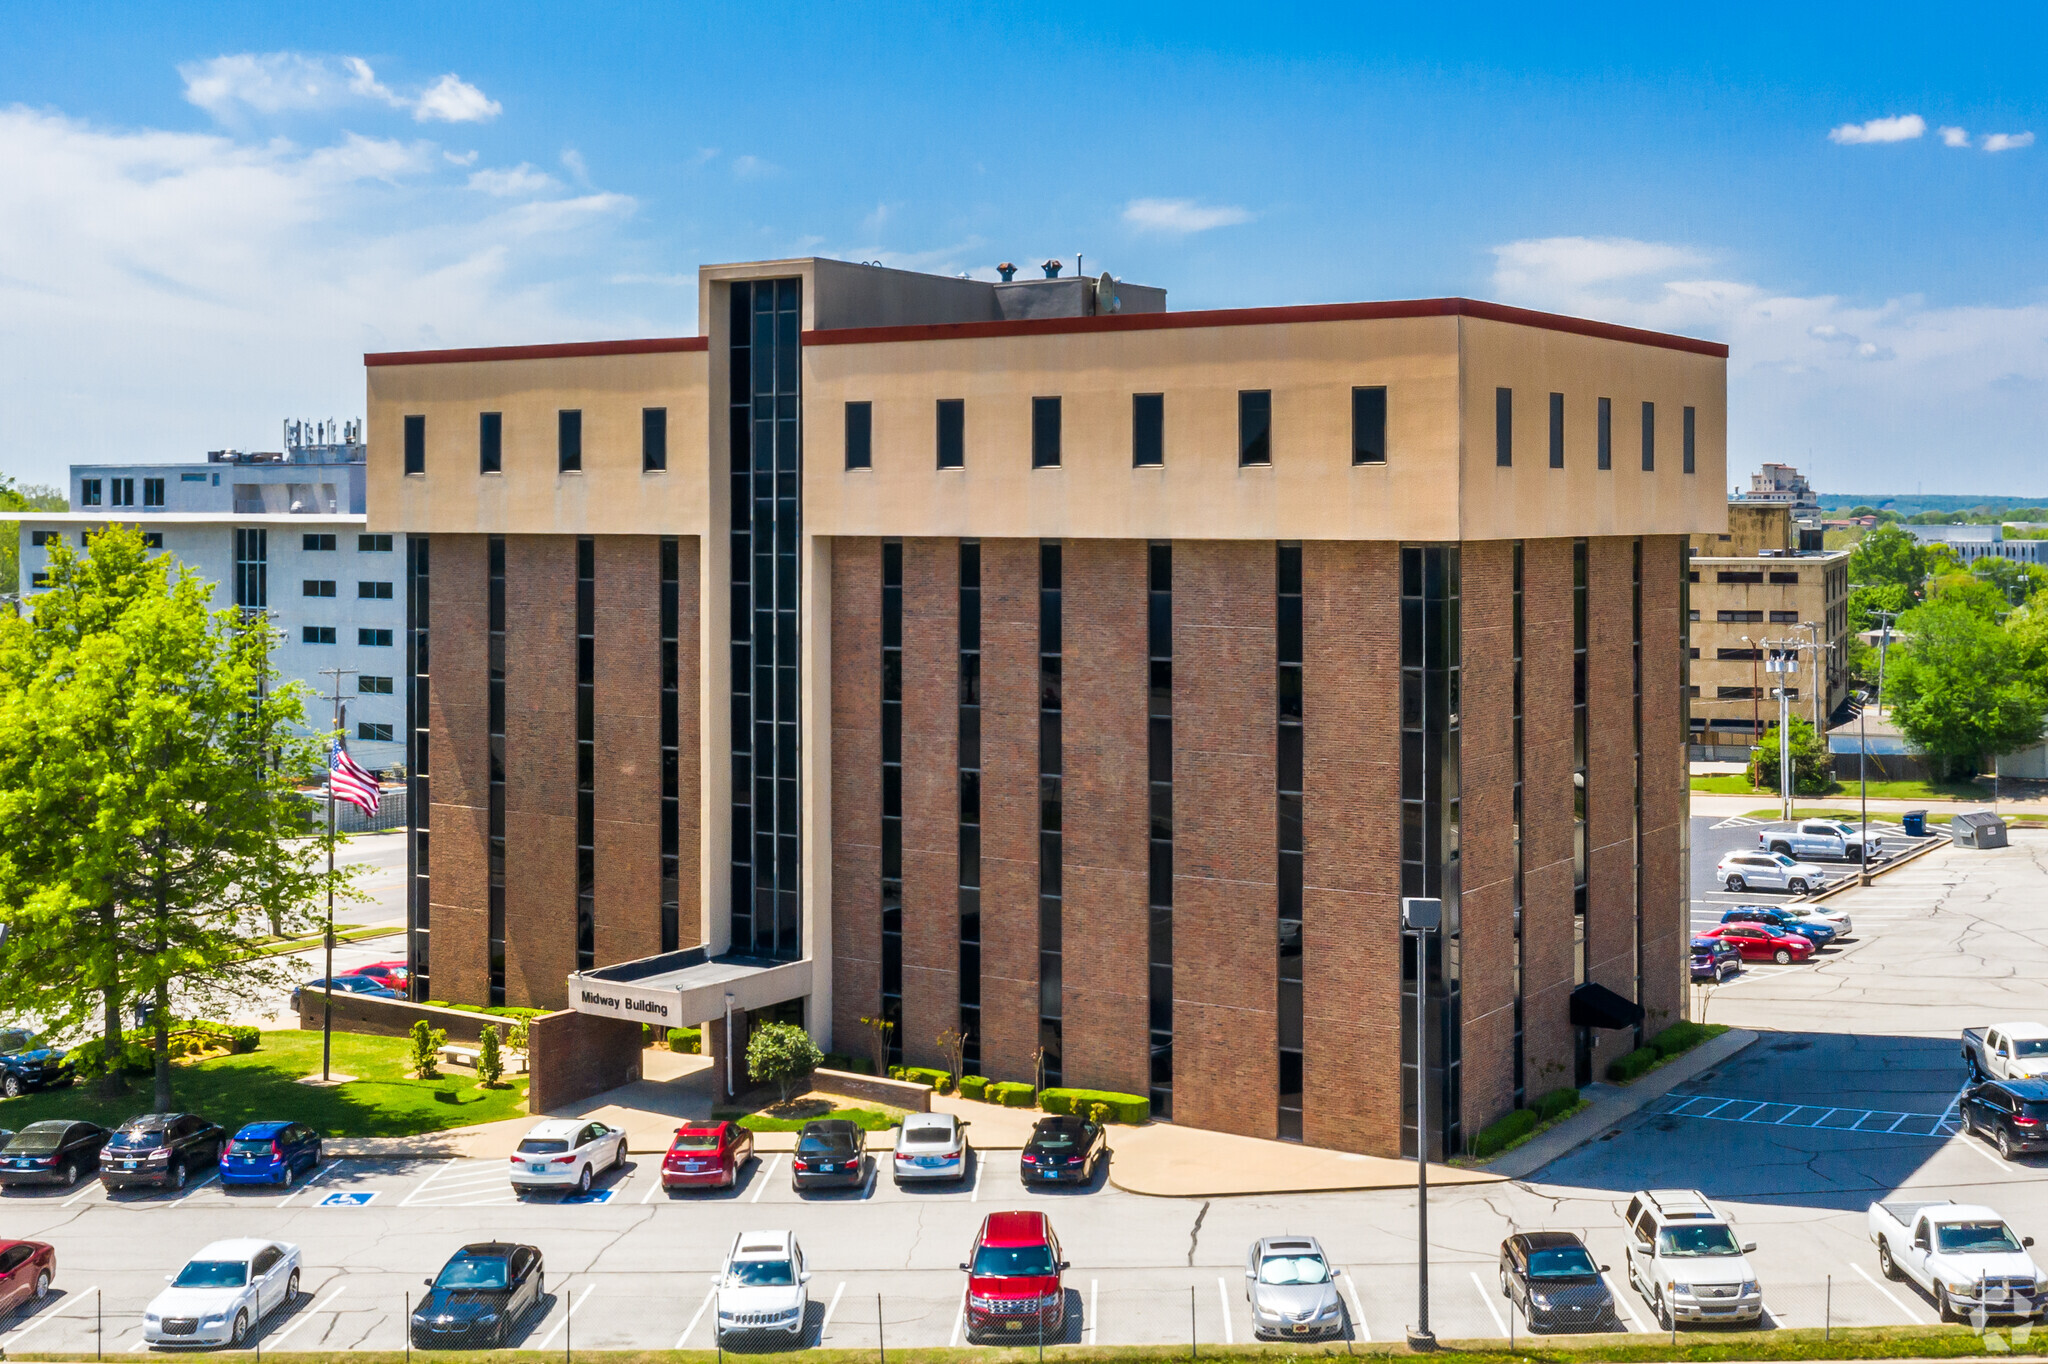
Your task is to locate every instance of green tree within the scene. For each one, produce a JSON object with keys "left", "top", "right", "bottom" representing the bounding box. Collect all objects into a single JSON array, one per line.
[
  {"left": 1927, "top": 570, "right": 2008, "bottom": 622},
  {"left": 1847, "top": 581, "right": 1911, "bottom": 637},
  {"left": 409, "top": 1019, "right": 447, "bottom": 1079},
  {"left": 477, "top": 1025, "right": 504, "bottom": 1086},
  {"left": 0, "top": 474, "right": 68, "bottom": 604},
  {"left": 1846, "top": 522, "right": 1936, "bottom": 605},
  {"left": 746, "top": 1021, "right": 823, "bottom": 1103},
  {"left": 1746, "top": 718, "right": 1833, "bottom": 796},
  {"left": 0, "top": 525, "right": 345, "bottom": 1107},
  {"left": 2006, "top": 590, "right": 2048, "bottom": 675},
  {"left": 1888, "top": 596, "right": 2048, "bottom": 779},
  {"left": 1972, "top": 556, "right": 2048, "bottom": 607}
]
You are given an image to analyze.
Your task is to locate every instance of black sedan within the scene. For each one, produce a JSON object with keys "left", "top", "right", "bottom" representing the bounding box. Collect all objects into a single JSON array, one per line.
[
  {"left": 1020, "top": 1115, "right": 1109, "bottom": 1187},
  {"left": 791, "top": 1120, "right": 867, "bottom": 1191},
  {"left": 1498, "top": 1231, "right": 1616, "bottom": 1333},
  {"left": 0, "top": 1122, "right": 108, "bottom": 1188},
  {"left": 412, "top": 1243, "right": 544, "bottom": 1348},
  {"left": 1962, "top": 1079, "right": 2048, "bottom": 1159},
  {"left": 100, "top": 1113, "right": 227, "bottom": 1191},
  {"left": 0, "top": 1030, "right": 73, "bottom": 1100}
]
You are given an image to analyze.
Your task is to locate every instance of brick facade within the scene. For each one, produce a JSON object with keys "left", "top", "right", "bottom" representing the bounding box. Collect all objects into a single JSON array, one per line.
[
  {"left": 592, "top": 536, "right": 663, "bottom": 966},
  {"left": 976, "top": 539, "right": 1044, "bottom": 1084},
  {"left": 898, "top": 539, "right": 959, "bottom": 1069},
  {"left": 829, "top": 538, "right": 883, "bottom": 1052},
  {"left": 426, "top": 533, "right": 490, "bottom": 1005},
  {"left": 1518, "top": 538, "right": 1579, "bottom": 1100},
  {"left": 1454, "top": 540, "right": 1518, "bottom": 1138},
  {"left": 502, "top": 535, "right": 580, "bottom": 1009}
]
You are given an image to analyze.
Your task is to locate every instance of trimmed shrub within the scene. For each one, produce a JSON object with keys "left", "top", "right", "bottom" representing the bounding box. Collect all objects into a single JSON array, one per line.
[
  {"left": 959, "top": 1075, "right": 990, "bottom": 1101},
  {"left": 887, "top": 1066, "right": 906, "bottom": 1081},
  {"left": 900, "top": 1066, "right": 950, "bottom": 1091},
  {"left": 1649, "top": 1020, "right": 1715, "bottom": 1059},
  {"left": 986, "top": 1081, "right": 1036, "bottom": 1108},
  {"left": 1535, "top": 1086, "right": 1580, "bottom": 1123},
  {"left": 408, "top": 1019, "right": 447, "bottom": 1080},
  {"left": 1606, "top": 1047, "right": 1660, "bottom": 1084},
  {"left": 1039, "top": 1087, "right": 1150, "bottom": 1125},
  {"left": 1468, "top": 1108, "right": 1539, "bottom": 1159},
  {"left": 477, "top": 1026, "right": 504, "bottom": 1086},
  {"left": 224, "top": 1024, "right": 261, "bottom": 1054},
  {"left": 71, "top": 1036, "right": 153, "bottom": 1078},
  {"left": 666, "top": 1027, "right": 702, "bottom": 1054}
]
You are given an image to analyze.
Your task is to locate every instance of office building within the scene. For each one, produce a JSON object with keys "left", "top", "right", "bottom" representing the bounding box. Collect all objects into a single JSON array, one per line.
[{"left": 1905, "top": 524, "right": 2048, "bottom": 566}]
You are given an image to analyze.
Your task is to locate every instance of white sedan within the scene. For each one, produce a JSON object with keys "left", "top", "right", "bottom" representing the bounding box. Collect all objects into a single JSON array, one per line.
[
  {"left": 892, "top": 1113, "right": 970, "bottom": 1183},
  {"left": 1717, "top": 850, "right": 1830, "bottom": 895},
  {"left": 509, "top": 1119, "right": 627, "bottom": 1194},
  {"left": 143, "top": 1239, "right": 301, "bottom": 1348}
]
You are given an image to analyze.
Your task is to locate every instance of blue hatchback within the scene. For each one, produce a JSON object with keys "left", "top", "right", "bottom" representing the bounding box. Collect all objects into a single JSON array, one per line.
[
  {"left": 219, "top": 1121, "right": 323, "bottom": 1186},
  {"left": 1721, "top": 905, "right": 1835, "bottom": 945}
]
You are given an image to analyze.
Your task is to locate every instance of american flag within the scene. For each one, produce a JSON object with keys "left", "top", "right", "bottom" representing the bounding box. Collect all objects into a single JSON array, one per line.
[{"left": 328, "top": 740, "right": 381, "bottom": 816}]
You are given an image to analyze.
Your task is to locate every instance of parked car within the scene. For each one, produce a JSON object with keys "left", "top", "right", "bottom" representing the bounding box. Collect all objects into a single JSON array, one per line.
[
  {"left": 507, "top": 1119, "right": 625, "bottom": 1195},
  {"left": 411, "top": 1242, "right": 544, "bottom": 1349},
  {"left": 1771, "top": 902, "right": 1854, "bottom": 936},
  {"left": 220, "top": 1122, "right": 324, "bottom": 1187},
  {"left": 711, "top": 1230, "right": 810, "bottom": 1344},
  {"left": 1870, "top": 1200, "right": 2042, "bottom": 1322},
  {"left": 1963, "top": 1024, "right": 2048, "bottom": 1083},
  {"left": 792, "top": 1120, "right": 868, "bottom": 1192},
  {"left": 894, "top": 1112, "right": 970, "bottom": 1184},
  {"left": 1960, "top": 1080, "right": 2048, "bottom": 1160},
  {"left": 142, "top": 1238, "right": 301, "bottom": 1348},
  {"left": 1244, "top": 1235, "right": 1345, "bottom": 1339},
  {"left": 661, "top": 1121, "right": 754, "bottom": 1192},
  {"left": 100, "top": 1113, "right": 226, "bottom": 1192},
  {"left": 1621, "top": 1190, "right": 1761, "bottom": 1328},
  {"left": 962, "top": 1210, "right": 1068, "bottom": 1340},
  {"left": 1020, "top": 1115, "right": 1109, "bottom": 1187},
  {"left": 1759, "top": 819, "right": 1880, "bottom": 863},
  {"left": 1690, "top": 937, "right": 1741, "bottom": 983},
  {"left": 1498, "top": 1231, "right": 1617, "bottom": 1333},
  {"left": 0, "top": 1030, "right": 73, "bottom": 1099},
  {"left": 0, "top": 1240, "right": 56, "bottom": 1314},
  {"left": 289, "top": 975, "right": 402, "bottom": 1012},
  {"left": 354, "top": 961, "right": 412, "bottom": 993},
  {"left": 1696, "top": 922, "right": 1814, "bottom": 966},
  {"left": 1719, "top": 905, "right": 1836, "bottom": 946},
  {"left": 0, "top": 1121, "right": 108, "bottom": 1188},
  {"left": 1716, "top": 850, "right": 1829, "bottom": 894}
]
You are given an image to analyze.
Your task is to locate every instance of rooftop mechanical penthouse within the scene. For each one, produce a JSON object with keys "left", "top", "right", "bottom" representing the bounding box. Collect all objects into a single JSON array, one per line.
[{"left": 365, "top": 256, "right": 1727, "bottom": 1158}]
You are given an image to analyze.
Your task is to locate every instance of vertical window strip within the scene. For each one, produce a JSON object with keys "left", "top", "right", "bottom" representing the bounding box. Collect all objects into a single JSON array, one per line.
[
  {"left": 1147, "top": 542, "right": 1174, "bottom": 1118},
  {"left": 1038, "top": 541, "right": 1063, "bottom": 1087},
  {"left": 880, "top": 541, "right": 904, "bottom": 1064},
  {"left": 234, "top": 528, "right": 267, "bottom": 609},
  {"left": 1511, "top": 541, "right": 1525, "bottom": 1106},
  {"left": 1631, "top": 538, "right": 1645, "bottom": 1046},
  {"left": 660, "top": 539, "right": 681, "bottom": 953},
  {"left": 1548, "top": 394, "right": 1564, "bottom": 469},
  {"left": 1399, "top": 544, "right": 1462, "bottom": 1157},
  {"left": 958, "top": 541, "right": 983, "bottom": 1074},
  {"left": 1494, "top": 388, "right": 1513, "bottom": 466},
  {"left": 1641, "top": 402, "right": 1656, "bottom": 472},
  {"left": 1597, "top": 398, "right": 1612, "bottom": 471},
  {"left": 576, "top": 538, "right": 595, "bottom": 970},
  {"left": 1276, "top": 543, "right": 1304, "bottom": 1141},
  {"left": 1571, "top": 538, "right": 1590, "bottom": 1083},
  {"left": 487, "top": 536, "right": 507, "bottom": 1005},
  {"left": 407, "top": 536, "right": 431, "bottom": 1000},
  {"left": 1683, "top": 406, "right": 1697, "bottom": 475}
]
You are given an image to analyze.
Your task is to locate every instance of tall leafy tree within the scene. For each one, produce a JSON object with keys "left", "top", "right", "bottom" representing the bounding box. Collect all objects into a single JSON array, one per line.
[
  {"left": 1846, "top": 522, "right": 1936, "bottom": 600},
  {"left": 0, "top": 526, "right": 347, "bottom": 1107},
  {"left": 1888, "top": 595, "right": 2048, "bottom": 779}
]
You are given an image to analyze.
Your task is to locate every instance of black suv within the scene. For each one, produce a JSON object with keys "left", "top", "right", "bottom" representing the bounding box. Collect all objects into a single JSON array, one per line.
[
  {"left": 0, "top": 1030, "right": 72, "bottom": 1100},
  {"left": 100, "top": 1113, "right": 227, "bottom": 1191},
  {"left": 1021, "top": 1115, "right": 1109, "bottom": 1187},
  {"left": 791, "top": 1120, "right": 867, "bottom": 1191},
  {"left": 1961, "top": 1079, "right": 2048, "bottom": 1160}
]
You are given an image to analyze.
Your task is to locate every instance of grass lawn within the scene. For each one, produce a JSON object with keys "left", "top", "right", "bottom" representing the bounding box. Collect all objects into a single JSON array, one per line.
[
  {"left": 1741, "top": 806, "right": 2048, "bottom": 825},
  {"left": 714, "top": 1095, "right": 902, "bottom": 1132},
  {"left": 0, "top": 1030, "right": 527, "bottom": 1138},
  {"left": 1690, "top": 774, "right": 1990, "bottom": 801}
]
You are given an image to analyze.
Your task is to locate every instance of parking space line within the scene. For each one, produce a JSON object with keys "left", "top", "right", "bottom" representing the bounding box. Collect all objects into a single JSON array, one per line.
[
  {"left": 267, "top": 1283, "right": 346, "bottom": 1346},
  {"left": 1087, "top": 1279, "right": 1097, "bottom": 1343},
  {"left": 3, "top": 1286, "right": 94, "bottom": 1348},
  {"left": 277, "top": 1160, "right": 340, "bottom": 1207},
  {"left": 1602, "top": 1273, "right": 1646, "bottom": 1332},
  {"left": 1341, "top": 1269, "right": 1369, "bottom": 1340},
  {"left": 1215, "top": 1276, "right": 1234, "bottom": 1345},
  {"left": 60, "top": 1179, "right": 101, "bottom": 1208},
  {"left": 677, "top": 1286, "right": 716, "bottom": 1349},
  {"left": 640, "top": 1169, "right": 667, "bottom": 1203},
  {"left": 1851, "top": 1261, "right": 1927, "bottom": 1324},
  {"left": 968, "top": 1152, "right": 981, "bottom": 1202},
  {"left": 535, "top": 1281, "right": 594, "bottom": 1351},
  {"left": 1952, "top": 1127, "right": 2017, "bottom": 1172},
  {"left": 1470, "top": 1271, "right": 1508, "bottom": 1335},
  {"left": 949, "top": 1282, "right": 966, "bottom": 1347},
  {"left": 819, "top": 1281, "right": 845, "bottom": 1340},
  {"left": 751, "top": 1154, "right": 781, "bottom": 1202},
  {"left": 170, "top": 1171, "right": 220, "bottom": 1203},
  {"left": 397, "top": 1157, "right": 460, "bottom": 1207}
]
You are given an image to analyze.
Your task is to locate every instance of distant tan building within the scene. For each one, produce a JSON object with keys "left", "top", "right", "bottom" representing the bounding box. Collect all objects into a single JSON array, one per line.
[{"left": 1688, "top": 503, "right": 1848, "bottom": 758}]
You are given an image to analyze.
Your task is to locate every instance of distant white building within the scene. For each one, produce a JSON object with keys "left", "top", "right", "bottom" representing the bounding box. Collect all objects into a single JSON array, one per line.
[
  {"left": 1732, "top": 461, "right": 1820, "bottom": 515},
  {"left": 1904, "top": 523, "right": 2048, "bottom": 566}
]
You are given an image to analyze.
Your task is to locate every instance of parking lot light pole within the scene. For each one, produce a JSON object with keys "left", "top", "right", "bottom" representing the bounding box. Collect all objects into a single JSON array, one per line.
[
  {"left": 317, "top": 667, "right": 357, "bottom": 1083},
  {"left": 1857, "top": 689, "right": 1872, "bottom": 886},
  {"left": 1401, "top": 896, "right": 1442, "bottom": 1352}
]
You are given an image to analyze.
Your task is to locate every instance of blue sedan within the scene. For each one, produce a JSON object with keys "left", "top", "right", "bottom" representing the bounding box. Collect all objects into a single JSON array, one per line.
[
  {"left": 290, "top": 975, "right": 403, "bottom": 1012},
  {"left": 1720, "top": 905, "right": 1835, "bottom": 946}
]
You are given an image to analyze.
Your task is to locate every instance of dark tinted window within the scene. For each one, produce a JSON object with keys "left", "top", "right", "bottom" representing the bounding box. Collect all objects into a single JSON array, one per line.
[
  {"left": 1132, "top": 394, "right": 1164, "bottom": 467},
  {"left": 1238, "top": 390, "right": 1271, "bottom": 466},
  {"left": 1494, "top": 388, "right": 1512, "bottom": 466},
  {"left": 973, "top": 1244, "right": 1055, "bottom": 1276},
  {"left": 110, "top": 1128, "right": 166, "bottom": 1150},
  {"left": 1683, "top": 405, "right": 1696, "bottom": 474},
  {"left": 1032, "top": 397, "right": 1062, "bottom": 468},
  {"left": 1548, "top": 392, "right": 1565, "bottom": 468},
  {"left": 1352, "top": 386, "right": 1386, "bottom": 464},
  {"left": 643, "top": 407, "right": 668, "bottom": 472},
  {"left": 798, "top": 1128, "right": 857, "bottom": 1152},
  {"left": 403, "top": 415, "right": 425, "bottom": 474},
  {"left": 1527, "top": 1246, "right": 1599, "bottom": 1278},
  {"left": 435, "top": 1256, "right": 509, "bottom": 1290},
  {"left": 480, "top": 412, "right": 502, "bottom": 474},
  {"left": 558, "top": 410, "right": 582, "bottom": 472},
  {"left": 1641, "top": 401, "right": 1655, "bottom": 471},
  {"left": 1597, "top": 398, "right": 1612, "bottom": 470},
  {"left": 844, "top": 402, "right": 872, "bottom": 470},
  {"left": 937, "top": 399, "right": 965, "bottom": 469},
  {"left": 303, "top": 534, "right": 336, "bottom": 551}
]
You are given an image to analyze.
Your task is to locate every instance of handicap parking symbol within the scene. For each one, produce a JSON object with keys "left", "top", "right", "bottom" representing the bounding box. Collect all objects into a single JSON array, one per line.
[
  {"left": 317, "top": 1191, "right": 379, "bottom": 1207},
  {"left": 559, "top": 1188, "right": 613, "bottom": 1205}
]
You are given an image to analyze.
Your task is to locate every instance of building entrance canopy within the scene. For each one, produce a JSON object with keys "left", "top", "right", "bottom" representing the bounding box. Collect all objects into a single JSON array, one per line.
[{"left": 566, "top": 949, "right": 812, "bottom": 1029}]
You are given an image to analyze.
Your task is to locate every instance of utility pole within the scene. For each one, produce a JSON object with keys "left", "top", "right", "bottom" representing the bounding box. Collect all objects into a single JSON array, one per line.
[
  {"left": 1804, "top": 620, "right": 1825, "bottom": 739},
  {"left": 317, "top": 666, "right": 357, "bottom": 1083},
  {"left": 1742, "top": 635, "right": 1763, "bottom": 785},
  {"left": 1857, "top": 688, "right": 1873, "bottom": 886}
]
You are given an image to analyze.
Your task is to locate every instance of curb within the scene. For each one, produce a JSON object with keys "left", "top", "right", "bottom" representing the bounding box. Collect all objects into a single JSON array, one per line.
[{"left": 1475, "top": 1028, "right": 1760, "bottom": 1180}]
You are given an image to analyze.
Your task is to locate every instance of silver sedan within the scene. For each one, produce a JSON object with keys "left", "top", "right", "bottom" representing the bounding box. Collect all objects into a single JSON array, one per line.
[
  {"left": 891, "top": 1113, "right": 970, "bottom": 1183},
  {"left": 1245, "top": 1235, "right": 1346, "bottom": 1339}
]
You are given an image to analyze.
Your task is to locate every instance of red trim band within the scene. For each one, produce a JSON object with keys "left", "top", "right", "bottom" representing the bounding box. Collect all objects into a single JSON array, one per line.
[
  {"left": 801, "top": 297, "right": 1729, "bottom": 358},
  {"left": 365, "top": 336, "right": 708, "bottom": 367}
]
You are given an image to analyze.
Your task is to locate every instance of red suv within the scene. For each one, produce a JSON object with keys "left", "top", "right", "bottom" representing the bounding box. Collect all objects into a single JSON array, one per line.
[
  {"left": 961, "top": 1211, "right": 1068, "bottom": 1341},
  {"left": 661, "top": 1121, "right": 754, "bottom": 1191}
]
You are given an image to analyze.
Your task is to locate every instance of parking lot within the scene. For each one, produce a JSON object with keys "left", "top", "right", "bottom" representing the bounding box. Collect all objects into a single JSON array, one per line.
[{"left": 3, "top": 831, "right": 2046, "bottom": 1353}]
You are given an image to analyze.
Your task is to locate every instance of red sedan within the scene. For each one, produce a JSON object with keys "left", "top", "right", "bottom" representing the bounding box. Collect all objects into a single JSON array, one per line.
[
  {"left": 1699, "top": 922, "right": 1814, "bottom": 965},
  {"left": 661, "top": 1121, "right": 754, "bottom": 1191},
  {"left": 355, "top": 961, "right": 411, "bottom": 993},
  {"left": 0, "top": 1240, "right": 55, "bottom": 1314}
]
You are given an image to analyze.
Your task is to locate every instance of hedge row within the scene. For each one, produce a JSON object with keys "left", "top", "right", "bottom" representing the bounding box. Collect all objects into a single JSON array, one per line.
[
  {"left": 665, "top": 1027, "right": 702, "bottom": 1054},
  {"left": 1039, "top": 1088, "right": 1150, "bottom": 1125},
  {"left": 1468, "top": 1108, "right": 1538, "bottom": 1159},
  {"left": 1535, "top": 1086, "right": 1581, "bottom": 1122},
  {"left": 1607, "top": 1047, "right": 1659, "bottom": 1083},
  {"left": 1606, "top": 1021, "right": 1724, "bottom": 1083},
  {"left": 986, "top": 1081, "right": 1036, "bottom": 1108},
  {"left": 959, "top": 1075, "right": 990, "bottom": 1101}
]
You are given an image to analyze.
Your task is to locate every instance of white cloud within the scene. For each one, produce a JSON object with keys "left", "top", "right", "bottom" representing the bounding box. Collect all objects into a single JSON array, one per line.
[
  {"left": 178, "top": 52, "right": 499, "bottom": 124},
  {"left": 1120, "top": 197, "right": 1253, "bottom": 234},
  {"left": 560, "top": 148, "right": 589, "bottom": 183},
  {"left": 412, "top": 73, "right": 500, "bottom": 123},
  {"left": 1828, "top": 114, "right": 1926, "bottom": 144},
  {"left": 467, "top": 163, "right": 558, "bottom": 197},
  {"left": 1488, "top": 234, "right": 2048, "bottom": 492},
  {"left": 1983, "top": 131, "right": 2035, "bottom": 152},
  {"left": 443, "top": 149, "right": 478, "bottom": 166},
  {"left": 731, "top": 154, "right": 780, "bottom": 179},
  {"left": 1940, "top": 125, "right": 1971, "bottom": 147}
]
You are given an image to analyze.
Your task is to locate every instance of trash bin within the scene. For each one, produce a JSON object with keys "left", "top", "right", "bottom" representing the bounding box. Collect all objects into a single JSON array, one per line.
[
  {"left": 1902, "top": 810, "right": 1927, "bottom": 838},
  {"left": 1951, "top": 811, "right": 2009, "bottom": 848}
]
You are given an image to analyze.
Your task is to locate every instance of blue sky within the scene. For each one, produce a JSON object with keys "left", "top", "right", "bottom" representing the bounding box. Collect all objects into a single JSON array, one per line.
[{"left": 4, "top": 2, "right": 2046, "bottom": 495}]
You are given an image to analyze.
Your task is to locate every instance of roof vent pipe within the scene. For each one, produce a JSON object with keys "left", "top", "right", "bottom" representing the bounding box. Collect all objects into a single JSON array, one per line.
[
  {"left": 997, "top": 262, "right": 1017, "bottom": 282},
  {"left": 1042, "top": 258, "right": 1062, "bottom": 278}
]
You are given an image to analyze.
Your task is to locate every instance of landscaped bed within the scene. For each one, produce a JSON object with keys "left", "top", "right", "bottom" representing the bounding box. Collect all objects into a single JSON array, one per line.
[{"left": 714, "top": 1095, "right": 903, "bottom": 1132}]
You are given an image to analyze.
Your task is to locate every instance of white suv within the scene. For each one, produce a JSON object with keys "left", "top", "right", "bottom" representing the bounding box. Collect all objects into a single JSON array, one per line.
[
  {"left": 712, "top": 1230, "right": 810, "bottom": 1343},
  {"left": 1717, "top": 850, "right": 1828, "bottom": 895},
  {"left": 1622, "top": 1190, "right": 1762, "bottom": 1328},
  {"left": 508, "top": 1119, "right": 626, "bottom": 1195}
]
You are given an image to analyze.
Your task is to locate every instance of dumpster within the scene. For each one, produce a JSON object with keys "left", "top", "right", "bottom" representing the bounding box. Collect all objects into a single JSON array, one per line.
[
  {"left": 1902, "top": 809, "right": 1927, "bottom": 838},
  {"left": 1951, "top": 810, "right": 2009, "bottom": 848}
]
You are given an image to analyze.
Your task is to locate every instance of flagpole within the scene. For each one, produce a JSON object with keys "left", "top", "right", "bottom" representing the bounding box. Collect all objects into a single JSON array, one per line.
[{"left": 318, "top": 667, "right": 356, "bottom": 1084}]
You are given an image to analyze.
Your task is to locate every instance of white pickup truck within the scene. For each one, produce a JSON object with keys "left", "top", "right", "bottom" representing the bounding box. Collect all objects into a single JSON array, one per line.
[
  {"left": 1962, "top": 1024, "right": 2048, "bottom": 1082},
  {"left": 1870, "top": 1200, "right": 2042, "bottom": 1321},
  {"left": 1759, "top": 818, "right": 1880, "bottom": 863}
]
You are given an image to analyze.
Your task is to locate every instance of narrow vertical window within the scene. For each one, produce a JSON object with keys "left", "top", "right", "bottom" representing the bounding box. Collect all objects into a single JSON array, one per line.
[
  {"left": 487, "top": 536, "right": 507, "bottom": 1005},
  {"left": 936, "top": 399, "right": 964, "bottom": 469},
  {"left": 643, "top": 407, "right": 668, "bottom": 472},
  {"left": 233, "top": 528, "right": 268, "bottom": 609},
  {"left": 880, "top": 540, "right": 904, "bottom": 1063},
  {"left": 1631, "top": 538, "right": 1645, "bottom": 1048},
  {"left": 1351, "top": 386, "right": 1387, "bottom": 465},
  {"left": 844, "top": 402, "right": 872, "bottom": 470},
  {"left": 958, "top": 541, "right": 983, "bottom": 1074},
  {"left": 1571, "top": 538, "right": 1590, "bottom": 1085},
  {"left": 406, "top": 535, "right": 431, "bottom": 999},
  {"left": 479, "top": 412, "right": 502, "bottom": 474},
  {"left": 1038, "top": 541, "right": 1063, "bottom": 1085},
  {"left": 1400, "top": 544, "right": 1462, "bottom": 1157},
  {"left": 1548, "top": 393, "right": 1565, "bottom": 469},
  {"left": 1494, "top": 388, "right": 1513, "bottom": 467},
  {"left": 1032, "top": 397, "right": 1062, "bottom": 469},
  {"left": 576, "top": 538, "right": 596, "bottom": 970},
  {"left": 1597, "top": 398, "right": 1612, "bottom": 471},
  {"left": 1641, "top": 401, "right": 1656, "bottom": 471},
  {"left": 1683, "top": 406, "right": 1697, "bottom": 475},
  {"left": 1510, "top": 541, "right": 1525, "bottom": 1106},
  {"left": 659, "top": 538, "right": 681, "bottom": 953},
  {"left": 1238, "top": 390, "right": 1272, "bottom": 466},
  {"left": 1132, "top": 394, "right": 1164, "bottom": 467},
  {"left": 1276, "top": 543, "right": 1305, "bottom": 1142},
  {"left": 558, "top": 410, "right": 583, "bottom": 472},
  {"left": 1146, "top": 542, "right": 1174, "bottom": 1118},
  {"left": 403, "top": 415, "right": 426, "bottom": 475}
]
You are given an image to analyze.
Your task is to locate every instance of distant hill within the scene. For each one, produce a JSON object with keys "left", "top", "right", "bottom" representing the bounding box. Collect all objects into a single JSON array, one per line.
[{"left": 1822, "top": 493, "right": 2048, "bottom": 516}]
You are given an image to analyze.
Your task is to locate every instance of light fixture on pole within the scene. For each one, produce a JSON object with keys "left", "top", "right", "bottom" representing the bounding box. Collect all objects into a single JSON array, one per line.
[{"left": 1401, "top": 895, "right": 1442, "bottom": 1352}]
